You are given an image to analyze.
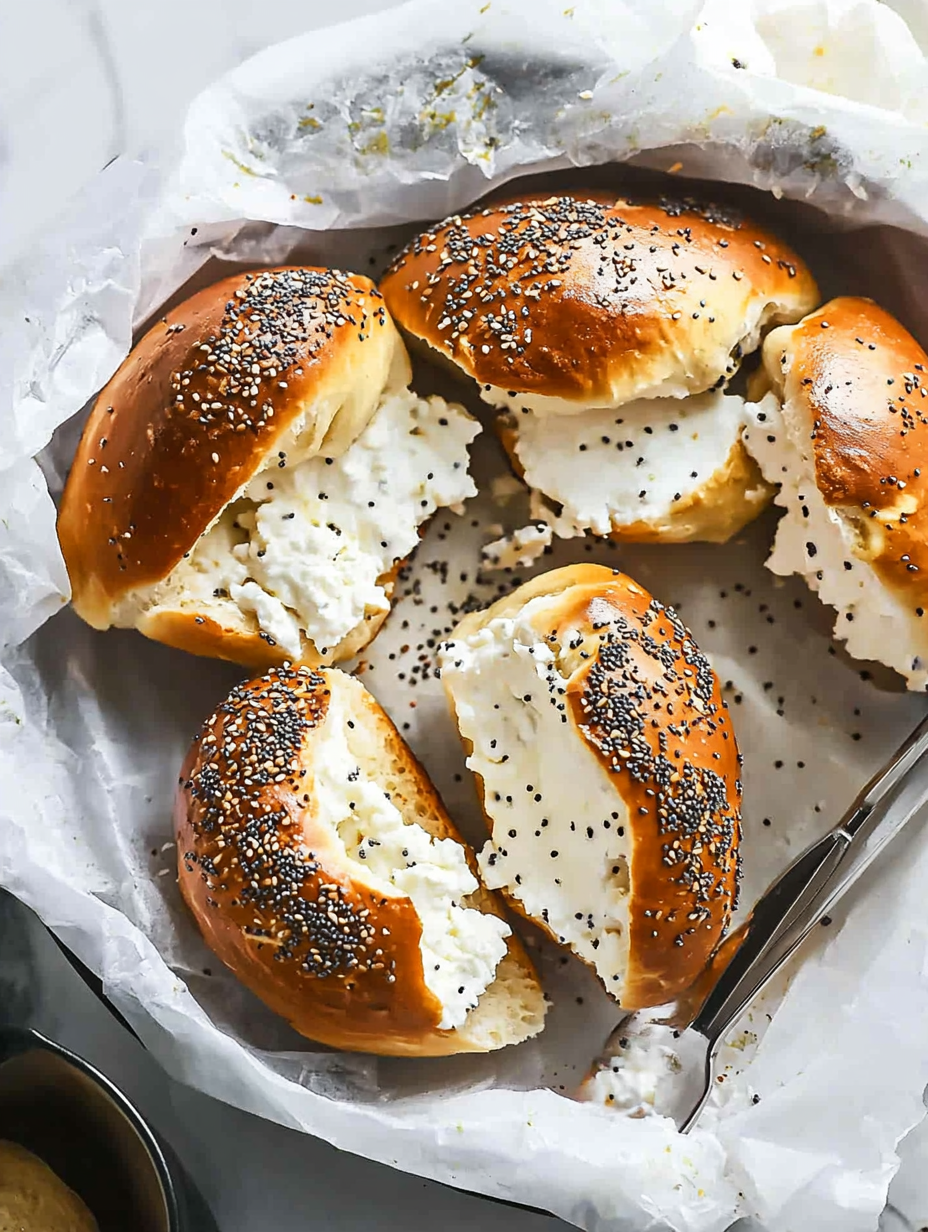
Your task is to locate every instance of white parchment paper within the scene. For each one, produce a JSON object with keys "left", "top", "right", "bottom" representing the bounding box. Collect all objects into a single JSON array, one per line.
[{"left": 3, "top": 1, "right": 928, "bottom": 1228}]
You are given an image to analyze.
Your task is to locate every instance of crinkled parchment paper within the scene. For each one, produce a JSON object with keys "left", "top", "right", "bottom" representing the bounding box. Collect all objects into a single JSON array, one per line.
[{"left": 3, "top": 2, "right": 928, "bottom": 1229}]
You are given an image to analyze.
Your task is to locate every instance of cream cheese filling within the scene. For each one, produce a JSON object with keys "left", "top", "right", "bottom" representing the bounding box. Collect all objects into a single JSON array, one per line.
[
  {"left": 440, "top": 598, "right": 633, "bottom": 999},
  {"left": 129, "top": 386, "right": 479, "bottom": 657},
  {"left": 314, "top": 684, "right": 510, "bottom": 1030},
  {"left": 743, "top": 393, "right": 928, "bottom": 690}
]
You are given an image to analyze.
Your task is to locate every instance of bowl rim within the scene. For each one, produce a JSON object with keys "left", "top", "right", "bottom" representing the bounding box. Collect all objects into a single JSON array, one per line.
[{"left": 0, "top": 1021, "right": 182, "bottom": 1232}]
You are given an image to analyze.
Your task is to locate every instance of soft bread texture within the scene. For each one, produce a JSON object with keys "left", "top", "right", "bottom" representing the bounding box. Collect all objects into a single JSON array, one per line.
[
  {"left": 176, "top": 666, "right": 546, "bottom": 1056},
  {"left": 495, "top": 392, "right": 773, "bottom": 546},
  {"left": 58, "top": 267, "right": 478, "bottom": 668},
  {"left": 380, "top": 190, "right": 819, "bottom": 411},
  {"left": 743, "top": 297, "right": 928, "bottom": 689},
  {"left": 440, "top": 564, "right": 742, "bottom": 1011},
  {"left": 0, "top": 1140, "right": 98, "bottom": 1232}
]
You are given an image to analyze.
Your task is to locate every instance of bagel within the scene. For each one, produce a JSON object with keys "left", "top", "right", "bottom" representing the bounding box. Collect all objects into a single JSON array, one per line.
[
  {"left": 439, "top": 564, "right": 743, "bottom": 1011},
  {"left": 381, "top": 190, "right": 819, "bottom": 546},
  {"left": 744, "top": 296, "right": 928, "bottom": 690},
  {"left": 176, "top": 665, "right": 547, "bottom": 1055},
  {"left": 58, "top": 267, "right": 479, "bottom": 667}
]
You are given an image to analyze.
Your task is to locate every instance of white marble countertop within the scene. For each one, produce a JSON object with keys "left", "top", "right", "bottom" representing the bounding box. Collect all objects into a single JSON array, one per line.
[{"left": 3, "top": 3, "right": 928, "bottom": 1229}]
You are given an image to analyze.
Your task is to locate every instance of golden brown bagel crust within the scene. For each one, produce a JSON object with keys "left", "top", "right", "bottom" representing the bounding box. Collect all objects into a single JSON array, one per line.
[
  {"left": 58, "top": 267, "right": 397, "bottom": 629},
  {"left": 763, "top": 297, "right": 928, "bottom": 607},
  {"left": 448, "top": 564, "right": 742, "bottom": 1010},
  {"left": 176, "top": 666, "right": 541, "bottom": 1056},
  {"left": 134, "top": 591, "right": 389, "bottom": 671},
  {"left": 381, "top": 191, "right": 819, "bottom": 407}
]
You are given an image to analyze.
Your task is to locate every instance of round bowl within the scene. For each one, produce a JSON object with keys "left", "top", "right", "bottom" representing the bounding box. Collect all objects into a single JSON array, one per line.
[{"left": 0, "top": 1023, "right": 217, "bottom": 1231}]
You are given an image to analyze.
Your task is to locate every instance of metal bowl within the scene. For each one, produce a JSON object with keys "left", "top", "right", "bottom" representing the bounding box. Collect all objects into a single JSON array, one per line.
[
  {"left": 0, "top": 1023, "right": 218, "bottom": 1230},
  {"left": 0, "top": 893, "right": 219, "bottom": 1232}
]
